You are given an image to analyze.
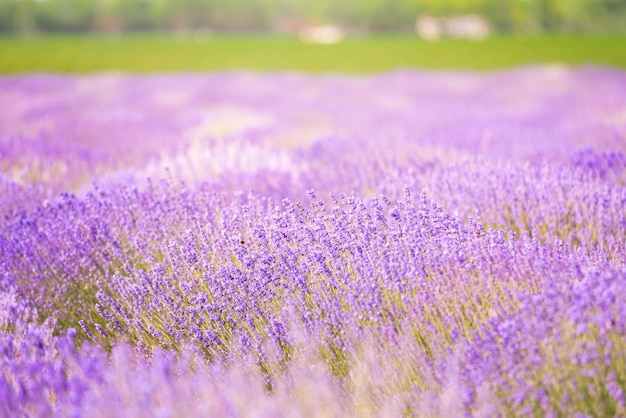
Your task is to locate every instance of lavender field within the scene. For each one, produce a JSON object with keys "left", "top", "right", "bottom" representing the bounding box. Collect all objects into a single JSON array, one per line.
[{"left": 1, "top": 66, "right": 626, "bottom": 417}]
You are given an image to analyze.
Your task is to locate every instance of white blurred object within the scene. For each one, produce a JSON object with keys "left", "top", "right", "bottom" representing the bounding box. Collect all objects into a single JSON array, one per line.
[
  {"left": 416, "top": 15, "right": 442, "bottom": 40},
  {"left": 298, "top": 25, "right": 344, "bottom": 45},
  {"left": 416, "top": 14, "right": 491, "bottom": 40}
]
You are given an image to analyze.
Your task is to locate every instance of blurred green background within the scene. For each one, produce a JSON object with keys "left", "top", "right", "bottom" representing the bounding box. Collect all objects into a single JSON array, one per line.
[
  {"left": 1, "top": 0, "right": 625, "bottom": 73},
  {"left": 1, "top": 0, "right": 624, "bottom": 34}
]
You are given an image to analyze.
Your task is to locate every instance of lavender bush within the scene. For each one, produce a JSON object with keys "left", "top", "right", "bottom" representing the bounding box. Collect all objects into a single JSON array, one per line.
[{"left": 1, "top": 66, "right": 625, "bottom": 417}]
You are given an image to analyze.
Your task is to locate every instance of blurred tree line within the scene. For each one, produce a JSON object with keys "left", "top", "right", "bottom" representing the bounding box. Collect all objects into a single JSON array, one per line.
[{"left": 0, "top": 0, "right": 624, "bottom": 34}]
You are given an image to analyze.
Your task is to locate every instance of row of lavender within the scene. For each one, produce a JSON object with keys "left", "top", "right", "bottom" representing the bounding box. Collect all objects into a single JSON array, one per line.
[{"left": 2, "top": 67, "right": 626, "bottom": 416}]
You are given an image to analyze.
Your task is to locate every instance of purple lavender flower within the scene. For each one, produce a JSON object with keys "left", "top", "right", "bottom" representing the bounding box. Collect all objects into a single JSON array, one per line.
[{"left": 1, "top": 67, "right": 626, "bottom": 416}]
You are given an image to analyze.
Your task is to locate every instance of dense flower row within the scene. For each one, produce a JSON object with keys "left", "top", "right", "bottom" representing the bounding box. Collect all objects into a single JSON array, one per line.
[{"left": 1, "top": 67, "right": 626, "bottom": 416}]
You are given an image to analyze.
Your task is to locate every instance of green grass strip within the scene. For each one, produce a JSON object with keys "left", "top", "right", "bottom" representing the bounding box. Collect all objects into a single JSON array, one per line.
[{"left": 1, "top": 34, "right": 625, "bottom": 73}]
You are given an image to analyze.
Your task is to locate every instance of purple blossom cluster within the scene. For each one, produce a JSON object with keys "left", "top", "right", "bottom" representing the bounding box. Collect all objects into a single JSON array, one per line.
[
  {"left": 449, "top": 268, "right": 626, "bottom": 417},
  {"left": 1, "top": 66, "right": 626, "bottom": 416}
]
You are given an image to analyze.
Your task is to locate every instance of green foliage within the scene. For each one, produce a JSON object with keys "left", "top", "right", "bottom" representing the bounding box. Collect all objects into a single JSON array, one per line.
[{"left": 0, "top": 0, "right": 624, "bottom": 34}]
